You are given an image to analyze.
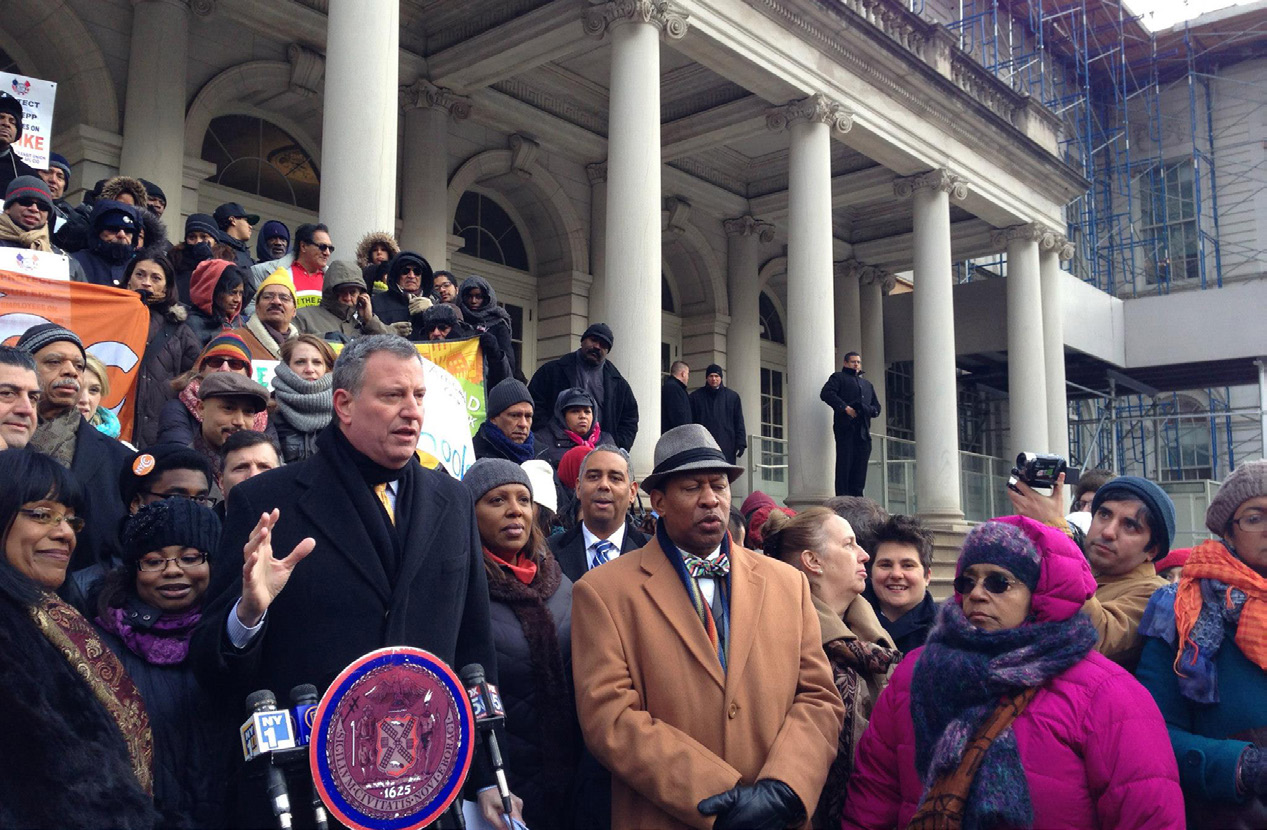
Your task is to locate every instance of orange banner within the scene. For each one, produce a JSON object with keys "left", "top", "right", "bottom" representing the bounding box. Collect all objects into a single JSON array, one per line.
[{"left": 0, "top": 271, "right": 151, "bottom": 438}]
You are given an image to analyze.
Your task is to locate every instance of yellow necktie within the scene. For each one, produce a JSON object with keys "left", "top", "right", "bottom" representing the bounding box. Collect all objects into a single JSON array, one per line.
[{"left": 373, "top": 482, "right": 395, "bottom": 526}]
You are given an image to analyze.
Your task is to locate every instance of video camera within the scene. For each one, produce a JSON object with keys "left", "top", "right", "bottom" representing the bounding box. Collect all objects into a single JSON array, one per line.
[{"left": 1007, "top": 452, "right": 1068, "bottom": 494}]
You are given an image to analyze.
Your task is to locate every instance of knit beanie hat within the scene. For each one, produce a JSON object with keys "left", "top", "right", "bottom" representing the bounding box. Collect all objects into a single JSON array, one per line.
[
  {"left": 463, "top": 457, "right": 533, "bottom": 503},
  {"left": 582, "top": 322, "right": 614, "bottom": 350},
  {"left": 260, "top": 220, "right": 290, "bottom": 245},
  {"left": 120, "top": 498, "right": 221, "bottom": 567},
  {"left": 184, "top": 213, "right": 219, "bottom": 240},
  {"left": 705, "top": 364, "right": 724, "bottom": 379},
  {"left": 138, "top": 179, "right": 166, "bottom": 206},
  {"left": 1153, "top": 547, "right": 1191, "bottom": 575},
  {"left": 957, "top": 520, "right": 1042, "bottom": 591},
  {"left": 4, "top": 175, "right": 53, "bottom": 213},
  {"left": 47, "top": 153, "right": 72, "bottom": 183},
  {"left": 197, "top": 332, "right": 253, "bottom": 373},
  {"left": 0, "top": 93, "right": 22, "bottom": 139},
  {"left": 1091, "top": 476, "right": 1176, "bottom": 558},
  {"left": 521, "top": 459, "right": 558, "bottom": 514},
  {"left": 15, "top": 323, "right": 84, "bottom": 360},
  {"left": 1205, "top": 459, "right": 1267, "bottom": 536},
  {"left": 255, "top": 267, "right": 298, "bottom": 303},
  {"left": 118, "top": 443, "right": 213, "bottom": 506},
  {"left": 487, "top": 378, "right": 533, "bottom": 419},
  {"left": 558, "top": 445, "right": 590, "bottom": 491}
]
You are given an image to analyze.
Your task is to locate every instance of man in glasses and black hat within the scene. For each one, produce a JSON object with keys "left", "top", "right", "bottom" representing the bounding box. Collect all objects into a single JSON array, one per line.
[{"left": 571, "top": 423, "right": 844, "bottom": 830}]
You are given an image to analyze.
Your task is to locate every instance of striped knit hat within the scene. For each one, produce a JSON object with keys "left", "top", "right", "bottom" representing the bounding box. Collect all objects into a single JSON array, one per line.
[
  {"left": 4, "top": 175, "right": 53, "bottom": 213},
  {"left": 15, "top": 323, "right": 84, "bottom": 360},
  {"left": 197, "top": 332, "right": 253, "bottom": 373}
]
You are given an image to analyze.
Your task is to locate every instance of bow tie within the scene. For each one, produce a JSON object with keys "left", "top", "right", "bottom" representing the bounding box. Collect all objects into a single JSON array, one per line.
[{"left": 682, "top": 551, "right": 729, "bottom": 579}]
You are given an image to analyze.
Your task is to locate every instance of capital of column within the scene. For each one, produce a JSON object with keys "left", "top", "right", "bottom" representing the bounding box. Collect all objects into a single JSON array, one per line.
[
  {"left": 834, "top": 259, "right": 865, "bottom": 281},
  {"left": 860, "top": 265, "right": 897, "bottom": 294},
  {"left": 723, "top": 215, "right": 775, "bottom": 243},
  {"left": 1036, "top": 229, "right": 1076, "bottom": 261},
  {"left": 766, "top": 93, "right": 853, "bottom": 135},
  {"left": 399, "top": 78, "right": 472, "bottom": 121},
  {"left": 990, "top": 222, "right": 1047, "bottom": 249},
  {"left": 893, "top": 168, "right": 968, "bottom": 201},
  {"left": 586, "top": 161, "right": 608, "bottom": 185},
  {"left": 583, "top": 0, "right": 689, "bottom": 40}
]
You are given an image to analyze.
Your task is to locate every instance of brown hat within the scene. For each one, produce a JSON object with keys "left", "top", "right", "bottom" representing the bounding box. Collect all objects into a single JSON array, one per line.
[{"left": 198, "top": 372, "right": 269, "bottom": 412}]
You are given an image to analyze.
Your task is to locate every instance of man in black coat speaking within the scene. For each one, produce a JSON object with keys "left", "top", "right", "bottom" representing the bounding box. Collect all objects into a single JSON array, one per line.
[
  {"left": 527, "top": 322, "right": 639, "bottom": 451},
  {"left": 689, "top": 364, "right": 746, "bottom": 464},
  {"left": 820, "top": 351, "right": 882, "bottom": 497},
  {"left": 191, "top": 334, "right": 504, "bottom": 821}
]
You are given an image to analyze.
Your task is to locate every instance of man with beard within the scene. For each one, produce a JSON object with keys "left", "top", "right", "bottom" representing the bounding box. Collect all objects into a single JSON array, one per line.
[
  {"left": 528, "top": 323, "right": 639, "bottom": 451},
  {"left": 689, "top": 365, "right": 746, "bottom": 465},
  {"left": 70, "top": 200, "right": 140, "bottom": 287},
  {"left": 571, "top": 424, "right": 843, "bottom": 829},
  {"left": 16, "top": 323, "right": 131, "bottom": 572},
  {"left": 192, "top": 373, "right": 270, "bottom": 501},
  {"left": 0, "top": 93, "right": 38, "bottom": 193},
  {"left": 255, "top": 220, "right": 290, "bottom": 263}
]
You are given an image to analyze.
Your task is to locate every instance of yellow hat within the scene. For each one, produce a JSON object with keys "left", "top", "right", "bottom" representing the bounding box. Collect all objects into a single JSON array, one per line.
[{"left": 255, "top": 267, "right": 297, "bottom": 302}]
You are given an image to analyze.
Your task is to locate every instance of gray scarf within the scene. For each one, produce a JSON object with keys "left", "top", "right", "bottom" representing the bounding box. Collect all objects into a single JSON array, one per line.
[
  {"left": 270, "top": 363, "right": 333, "bottom": 434},
  {"left": 31, "top": 407, "right": 82, "bottom": 468}
]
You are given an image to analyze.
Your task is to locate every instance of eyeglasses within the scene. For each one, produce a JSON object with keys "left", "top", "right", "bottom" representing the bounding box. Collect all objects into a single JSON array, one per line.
[
  {"left": 203, "top": 356, "right": 249, "bottom": 371},
  {"left": 259, "top": 291, "right": 294, "bottom": 305},
  {"left": 136, "top": 551, "right": 209, "bottom": 572},
  {"left": 1232, "top": 512, "right": 1267, "bottom": 534},
  {"left": 306, "top": 242, "right": 335, "bottom": 254},
  {"left": 1072, "top": 498, "right": 1093, "bottom": 512},
  {"left": 18, "top": 507, "right": 85, "bottom": 534},
  {"left": 14, "top": 198, "right": 49, "bottom": 212},
  {"left": 141, "top": 491, "right": 214, "bottom": 508},
  {"left": 953, "top": 572, "right": 1018, "bottom": 595}
]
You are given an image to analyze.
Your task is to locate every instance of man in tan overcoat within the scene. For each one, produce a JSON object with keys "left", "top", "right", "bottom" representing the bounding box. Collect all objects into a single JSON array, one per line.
[{"left": 572, "top": 424, "right": 844, "bottom": 830}]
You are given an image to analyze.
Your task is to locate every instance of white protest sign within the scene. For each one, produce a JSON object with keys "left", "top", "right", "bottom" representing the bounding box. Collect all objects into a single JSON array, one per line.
[
  {"left": 251, "top": 355, "right": 476, "bottom": 478},
  {"left": 0, "top": 72, "right": 56, "bottom": 170},
  {"left": 0, "top": 247, "right": 69, "bottom": 281}
]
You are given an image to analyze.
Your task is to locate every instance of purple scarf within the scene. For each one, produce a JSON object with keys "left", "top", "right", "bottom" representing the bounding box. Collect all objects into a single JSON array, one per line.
[{"left": 96, "top": 605, "right": 203, "bottom": 665}]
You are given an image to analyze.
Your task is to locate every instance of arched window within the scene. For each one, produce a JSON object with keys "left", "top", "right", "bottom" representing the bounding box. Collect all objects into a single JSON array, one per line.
[
  {"left": 759, "top": 291, "right": 785, "bottom": 344},
  {"left": 453, "top": 191, "right": 529, "bottom": 271},
  {"left": 201, "top": 115, "right": 320, "bottom": 209},
  {"left": 661, "top": 274, "right": 676, "bottom": 313}
]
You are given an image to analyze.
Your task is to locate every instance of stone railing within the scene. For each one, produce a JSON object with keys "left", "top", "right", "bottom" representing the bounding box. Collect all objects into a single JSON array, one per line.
[
  {"left": 836, "top": 0, "right": 928, "bottom": 59},
  {"left": 950, "top": 52, "right": 1022, "bottom": 126}
]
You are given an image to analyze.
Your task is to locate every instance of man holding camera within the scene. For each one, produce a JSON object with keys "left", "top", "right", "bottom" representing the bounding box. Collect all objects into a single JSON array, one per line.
[{"left": 1010, "top": 473, "right": 1173, "bottom": 670}]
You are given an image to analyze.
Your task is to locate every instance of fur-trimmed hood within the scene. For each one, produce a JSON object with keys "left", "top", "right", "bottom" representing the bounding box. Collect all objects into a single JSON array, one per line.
[
  {"left": 355, "top": 231, "right": 400, "bottom": 269},
  {"left": 99, "top": 176, "right": 148, "bottom": 207}
]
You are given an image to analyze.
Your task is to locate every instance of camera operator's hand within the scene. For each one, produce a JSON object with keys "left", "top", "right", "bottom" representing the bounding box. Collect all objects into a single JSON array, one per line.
[{"left": 1007, "top": 472, "right": 1066, "bottom": 526}]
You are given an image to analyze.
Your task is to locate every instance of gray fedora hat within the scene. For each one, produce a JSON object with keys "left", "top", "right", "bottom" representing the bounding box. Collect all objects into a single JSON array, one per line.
[{"left": 641, "top": 424, "right": 745, "bottom": 492}]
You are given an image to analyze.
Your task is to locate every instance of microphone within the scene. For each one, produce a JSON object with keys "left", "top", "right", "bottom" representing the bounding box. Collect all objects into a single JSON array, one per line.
[
  {"left": 241, "top": 690, "right": 295, "bottom": 829},
  {"left": 460, "top": 664, "right": 513, "bottom": 821},
  {"left": 288, "top": 684, "right": 328, "bottom": 830}
]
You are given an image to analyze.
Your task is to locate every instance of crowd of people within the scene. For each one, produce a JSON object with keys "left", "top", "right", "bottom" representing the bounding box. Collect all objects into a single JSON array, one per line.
[{"left": 0, "top": 92, "right": 1264, "bottom": 830}]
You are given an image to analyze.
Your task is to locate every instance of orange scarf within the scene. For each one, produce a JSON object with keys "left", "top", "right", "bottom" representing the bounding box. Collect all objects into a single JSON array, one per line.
[{"left": 1174, "top": 539, "right": 1267, "bottom": 672}]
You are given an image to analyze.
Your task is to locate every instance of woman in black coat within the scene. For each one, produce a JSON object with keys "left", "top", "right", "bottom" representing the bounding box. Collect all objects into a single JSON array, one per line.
[
  {"left": 374, "top": 251, "right": 434, "bottom": 340},
  {"left": 463, "top": 459, "right": 578, "bottom": 830},
  {"left": 458, "top": 275, "right": 518, "bottom": 385},
  {"left": 124, "top": 254, "right": 202, "bottom": 449},
  {"left": 271, "top": 335, "right": 335, "bottom": 463},
  {"left": 91, "top": 499, "right": 231, "bottom": 828},
  {"left": 533, "top": 387, "right": 615, "bottom": 470}
]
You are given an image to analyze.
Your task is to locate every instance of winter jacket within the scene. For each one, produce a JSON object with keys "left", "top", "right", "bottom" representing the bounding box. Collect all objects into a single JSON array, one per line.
[
  {"left": 457, "top": 275, "right": 517, "bottom": 386},
  {"left": 533, "top": 418, "right": 615, "bottom": 469},
  {"left": 689, "top": 383, "right": 747, "bottom": 463},
  {"left": 185, "top": 260, "right": 246, "bottom": 347},
  {"left": 661, "top": 375, "right": 691, "bottom": 433},
  {"left": 155, "top": 391, "right": 277, "bottom": 449},
  {"left": 529, "top": 351, "right": 639, "bottom": 451},
  {"left": 1084, "top": 560, "right": 1167, "bottom": 671},
  {"left": 132, "top": 303, "right": 202, "bottom": 449},
  {"left": 230, "top": 316, "right": 298, "bottom": 361},
  {"left": 70, "top": 200, "right": 139, "bottom": 287},
  {"left": 863, "top": 587, "right": 939, "bottom": 654},
  {"left": 51, "top": 197, "right": 92, "bottom": 253},
  {"left": 489, "top": 570, "right": 577, "bottom": 830},
  {"left": 221, "top": 234, "right": 253, "bottom": 268},
  {"left": 294, "top": 263, "right": 390, "bottom": 341},
  {"left": 355, "top": 231, "right": 399, "bottom": 269},
  {"left": 820, "top": 367, "right": 881, "bottom": 441},
  {"left": 373, "top": 252, "right": 434, "bottom": 339},
  {"left": 272, "top": 412, "right": 318, "bottom": 464},
  {"left": 1136, "top": 586, "right": 1267, "bottom": 818}
]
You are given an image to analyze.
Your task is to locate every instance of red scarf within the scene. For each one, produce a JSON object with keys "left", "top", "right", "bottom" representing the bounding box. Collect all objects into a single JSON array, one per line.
[
  {"left": 485, "top": 547, "right": 538, "bottom": 585},
  {"left": 565, "top": 421, "right": 602, "bottom": 450}
]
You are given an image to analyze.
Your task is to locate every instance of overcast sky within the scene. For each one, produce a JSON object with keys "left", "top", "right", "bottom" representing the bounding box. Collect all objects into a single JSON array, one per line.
[{"left": 1128, "top": 0, "right": 1257, "bottom": 30}]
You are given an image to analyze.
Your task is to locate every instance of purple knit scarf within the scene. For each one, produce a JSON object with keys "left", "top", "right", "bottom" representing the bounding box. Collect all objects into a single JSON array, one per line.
[
  {"left": 95, "top": 605, "right": 203, "bottom": 665},
  {"left": 910, "top": 601, "right": 1097, "bottom": 830}
]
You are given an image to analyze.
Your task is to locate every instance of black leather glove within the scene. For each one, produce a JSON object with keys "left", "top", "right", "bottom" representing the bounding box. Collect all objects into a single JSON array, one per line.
[
  {"left": 698, "top": 779, "right": 805, "bottom": 830},
  {"left": 1240, "top": 747, "right": 1267, "bottom": 796},
  {"left": 735, "top": 446, "right": 745, "bottom": 459}
]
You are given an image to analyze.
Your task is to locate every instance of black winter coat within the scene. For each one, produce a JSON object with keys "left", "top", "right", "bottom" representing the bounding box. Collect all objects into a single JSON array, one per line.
[
  {"left": 820, "top": 368, "right": 881, "bottom": 441},
  {"left": 133, "top": 304, "right": 201, "bottom": 449},
  {"left": 532, "top": 418, "right": 615, "bottom": 469},
  {"left": 184, "top": 307, "right": 236, "bottom": 348},
  {"left": 272, "top": 409, "right": 319, "bottom": 464},
  {"left": 489, "top": 572, "right": 577, "bottom": 830},
  {"left": 661, "top": 375, "right": 692, "bottom": 433},
  {"left": 528, "top": 352, "right": 639, "bottom": 451},
  {"left": 689, "top": 384, "right": 747, "bottom": 463},
  {"left": 66, "top": 414, "right": 131, "bottom": 572},
  {"left": 0, "top": 586, "right": 158, "bottom": 829},
  {"left": 862, "top": 586, "right": 938, "bottom": 654},
  {"left": 155, "top": 397, "right": 279, "bottom": 448}
]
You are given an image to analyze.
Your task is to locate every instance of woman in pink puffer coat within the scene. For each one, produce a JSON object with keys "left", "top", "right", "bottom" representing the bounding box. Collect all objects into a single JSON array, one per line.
[{"left": 842, "top": 516, "right": 1183, "bottom": 829}]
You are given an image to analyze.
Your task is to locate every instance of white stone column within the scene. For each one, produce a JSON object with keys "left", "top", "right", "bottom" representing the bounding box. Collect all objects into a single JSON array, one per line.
[
  {"left": 400, "top": 80, "right": 470, "bottom": 270},
  {"left": 724, "top": 216, "right": 774, "bottom": 498},
  {"left": 769, "top": 95, "right": 853, "bottom": 507},
  {"left": 834, "top": 260, "right": 863, "bottom": 367},
  {"left": 585, "top": 1, "right": 688, "bottom": 476},
  {"left": 995, "top": 223, "right": 1049, "bottom": 459},
  {"left": 320, "top": 0, "right": 399, "bottom": 253},
  {"left": 119, "top": 0, "right": 190, "bottom": 221},
  {"left": 895, "top": 170, "right": 967, "bottom": 522},
  {"left": 1041, "top": 235, "right": 1074, "bottom": 459},
  {"left": 860, "top": 267, "right": 894, "bottom": 437},
  {"left": 587, "top": 162, "right": 608, "bottom": 323}
]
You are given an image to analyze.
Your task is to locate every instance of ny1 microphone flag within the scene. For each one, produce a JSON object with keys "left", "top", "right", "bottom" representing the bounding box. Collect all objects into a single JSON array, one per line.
[
  {"left": 309, "top": 647, "right": 475, "bottom": 830},
  {"left": 0, "top": 271, "right": 149, "bottom": 435}
]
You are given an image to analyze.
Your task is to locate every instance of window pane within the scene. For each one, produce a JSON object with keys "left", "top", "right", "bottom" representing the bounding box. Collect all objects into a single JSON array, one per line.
[
  {"left": 200, "top": 115, "right": 319, "bottom": 210},
  {"left": 453, "top": 192, "right": 529, "bottom": 271}
]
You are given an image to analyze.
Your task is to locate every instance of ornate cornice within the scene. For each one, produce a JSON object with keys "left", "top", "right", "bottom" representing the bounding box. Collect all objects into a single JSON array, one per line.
[
  {"left": 583, "top": 0, "right": 689, "bottom": 40},
  {"left": 723, "top": 215, "right": 775, "bottom": 243},
  {"left": 399, "top": 79, "right": 472, "bottom": 120},
  {"left": 1037, "top": 230, "right": 1076, "bottom": 261},
  {"left": 835, "top": 259, "right": 891, "bottom": 290},
  {"left": 766, "top": 94, "right": 853, "bottom": 134},
  {"left": 893, "top": 168, "right": 968, "bottom": 200},
  {"left": 990, "top": 222, "right": 1047, "bottom": 248},
  {"left": 586, "top": 162, "right": 608, "bottom": 185}
]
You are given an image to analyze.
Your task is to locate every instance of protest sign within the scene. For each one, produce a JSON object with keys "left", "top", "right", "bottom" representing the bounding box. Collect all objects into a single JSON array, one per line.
[
  {"left": 0, "top": 71, "right": 57, "bottom": 170},
  {"left": 0, "top": 248, "right": 69, "bottom": 281}
]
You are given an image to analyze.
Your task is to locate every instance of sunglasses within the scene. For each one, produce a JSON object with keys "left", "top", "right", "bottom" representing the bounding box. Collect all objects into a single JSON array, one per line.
[
  {"left": 401, "top": 266, "right": 422, "bottom": 276},
  {"left": 307, "top": 242, "right": 335, "bottom": 254},
  {"left": 14, "top": 198, "right": 49, "bottom": 212},
  {"left": 203, "top": 356, "right": 249, "bottom": 371},
  {"left": 953, "top": 572, "right": 1019, "bottom": 595}
]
